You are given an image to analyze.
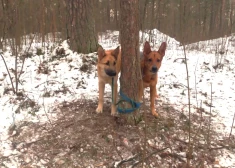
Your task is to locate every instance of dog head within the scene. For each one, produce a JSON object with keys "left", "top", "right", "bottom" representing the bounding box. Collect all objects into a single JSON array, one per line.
[
  {"left": 143, "top": 41, "right": 166, "bottom": 74},
  {"left": 97, "top": 46, "right": 120, "bottom": 77}
]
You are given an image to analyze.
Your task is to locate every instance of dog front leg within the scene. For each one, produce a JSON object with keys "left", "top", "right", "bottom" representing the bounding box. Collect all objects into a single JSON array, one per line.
[
  {"left": 111, "top": 82, "right": 117, "bottom": 116},
  {"left": 155, "top": 87, "right": 159, "bottom": 99},
  {"left": 155, "top": 76, "right": 159, "bottom": 99},
  {"left": 96, "top": 81, "right": 105, "bottom": 113},
  {"left": 150, "top": 85, "right": 158, "bottom": 117}
]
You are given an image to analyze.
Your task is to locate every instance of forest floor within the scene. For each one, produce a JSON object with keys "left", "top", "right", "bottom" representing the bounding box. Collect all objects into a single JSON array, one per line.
[{"left": 3, "top": 97, "right": 234, "bottom": 168}]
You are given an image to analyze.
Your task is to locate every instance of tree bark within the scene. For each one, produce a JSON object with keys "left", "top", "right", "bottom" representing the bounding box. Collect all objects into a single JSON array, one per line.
[
  {"left": 120, "top": 0, "right": 141, "bottom": 115},
  {"left": 229, "top": 0, "right": 234, "bottom": 34},
  {"left": 114, "top": 0, "right": 119, "bottom": 29},
  {"left": 67, "top": 0, "right": 98, "bottom": 54},
  {"left": 209, "top": 1, "right": 215, "bottom": 39}
]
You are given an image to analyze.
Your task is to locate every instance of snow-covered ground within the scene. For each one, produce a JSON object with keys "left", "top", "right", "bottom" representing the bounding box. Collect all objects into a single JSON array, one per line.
[{"left": 1, "top": 30, "right": 235, "bottom": 167}]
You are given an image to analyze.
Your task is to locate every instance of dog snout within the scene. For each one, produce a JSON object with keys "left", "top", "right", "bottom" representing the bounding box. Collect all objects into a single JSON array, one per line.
[
  {"left": 152, "top": 66, "right": 158, "bottom": 73},
  {"left": 105, "top": 69, "right": 116, "bottom": 77}
]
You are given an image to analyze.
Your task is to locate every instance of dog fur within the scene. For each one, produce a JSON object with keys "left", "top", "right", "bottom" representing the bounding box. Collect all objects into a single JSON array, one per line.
[
  {"left": 96, "top": 46, "right": 121, "bottom": 115},
  {"left": 139, "top": 41, "right": 166, "bottom": 117}
]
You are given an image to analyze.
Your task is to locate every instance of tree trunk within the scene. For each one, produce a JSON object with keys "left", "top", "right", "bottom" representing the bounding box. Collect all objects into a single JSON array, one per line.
[
  {"left": 68, "top": 0, "right": 98, "bottom": 54},
  {"left": 229, "top": 0, "right": 234, "bottom": 34},
  {"left": 209, "top": 1, "right": 215, "bottom": 38},
  {"left": 106, "top": 0, "right": 110, "bottom": 25},
  {"left": 119, "top": 0, "right": 141, "bottom": 116},
  {"left": 114, "top": 0, "right": 119, "bottom": 29},
  {"left": 219, "top": 0, "right": 225, "bottom": 35}
]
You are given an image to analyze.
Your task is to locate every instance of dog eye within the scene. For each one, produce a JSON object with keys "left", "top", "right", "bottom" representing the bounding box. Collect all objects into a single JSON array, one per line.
[
  {"left": 105, "top": 61, "right": 110, "bottom": 65},
  {"left": 113, "top": 61, "right": 116, "bottom": 65},
  {"left": 148, "top": 58, "right": 152, "bottom": 62},
  {"left": 157, "top": 59, "right": 161, "bottom": 62}
]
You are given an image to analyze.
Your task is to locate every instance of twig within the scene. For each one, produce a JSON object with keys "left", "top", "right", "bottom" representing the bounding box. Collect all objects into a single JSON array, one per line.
[
  {"left": 42, "top": 94, "right": 53, "bottom": 127},
  {"left": 207, "top": 83, "right": 213, "bottom": 147},
  {"left": 0, "top": 52, "right": 16, "bottom": 93},
  {"left": 192, "top": 101, "right": 203, "bottom": 140},
  {"left": 194, "top": 56, "right": 199, "bottom": 108},
  {"left": 229, "top": 111, "right": 235, "bottom": 139},
  {"left": 42, "top": 76, "right": 53, "bottom": 127},
  {"left": 13, "top": 40, "right": 18, "bottom": 93},
  {"left": 18, "top": 34, "right": 36, "bottom": 81},
  {"left": 182, "top": 44, "right": 192, "bottom": 166},
  {"left": 142, "top": 88, "right": 147, "bottom": 168}
]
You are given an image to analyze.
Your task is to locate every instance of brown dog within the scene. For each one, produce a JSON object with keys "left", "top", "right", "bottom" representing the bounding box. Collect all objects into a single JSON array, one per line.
[
  {"left": 96, "top": 46, "right": 121, "bottom": 115},
  {"left": 139, "top": 41, "right": 166, "bottom": 117}
]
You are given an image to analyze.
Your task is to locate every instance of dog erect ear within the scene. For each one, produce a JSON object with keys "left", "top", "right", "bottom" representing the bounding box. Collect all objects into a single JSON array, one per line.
[
  {"left": 111, "top": 46, "right": 120, "bottom": 60},
  {"left": 143, "top": 41, "right": 151, "bottom": 57},
  {"left": 158, "top": 42, "right": 167, "bottom": 57},
  {"left": 98, "top": 46, "right": 105, "bottom": 61}
]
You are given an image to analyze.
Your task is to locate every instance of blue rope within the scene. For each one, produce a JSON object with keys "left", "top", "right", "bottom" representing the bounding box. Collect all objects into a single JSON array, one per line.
[
  {"left": 117, "top": 91, "right": 141, "bottom": 114},
  {"left": 111, "top": 78, "right": 141, "bottom": 113}
]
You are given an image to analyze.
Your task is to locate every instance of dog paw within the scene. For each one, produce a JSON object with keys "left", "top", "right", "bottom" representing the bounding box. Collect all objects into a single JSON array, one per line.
[
  {"left": 111, "top": 111, "right": 117, "bottom": 116},
  {"left": 152, "top": 110, "right": 159, "bottom": 117},
  {"left": 155, "top": 94, "right": 159, "bottom": 99},
  {"left": 96, "top": 106, "right": 103, "bottom": 113}
]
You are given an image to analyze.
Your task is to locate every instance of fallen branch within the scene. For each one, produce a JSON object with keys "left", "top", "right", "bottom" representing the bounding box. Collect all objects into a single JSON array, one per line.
[
  {"left": 159, "top": 152, "right": 186, "bottom": 163},
  {"left": 131, "top": 147, "right": 169, "bottom": 167},
  {"left": 114, "top": 154, "right": 139, "bottom": 168},
  {"left": 35, "top": 80, "right": 62, "bottom": 88},
  {"left": 174, "top": 137, "right": 235, "bottom": 151},
  {"left": 173, "top": 58, "right": 187, "bottom": 62}
]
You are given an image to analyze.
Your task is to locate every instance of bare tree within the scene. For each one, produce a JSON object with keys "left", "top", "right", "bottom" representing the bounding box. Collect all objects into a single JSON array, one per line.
[
  {"left": 66, "top": 0, "right": 98, "bottom": 53},
  {"left": 229, "top": 0, "right": 235, "bottom": 34},
  {"left": 119, "top": 0, "right": 141, "bottom": 116}
]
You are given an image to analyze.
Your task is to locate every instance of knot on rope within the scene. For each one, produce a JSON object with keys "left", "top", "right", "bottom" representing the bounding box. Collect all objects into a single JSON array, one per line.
[{"left": 116, "top": 91, "right": 141, "bottom": 114}]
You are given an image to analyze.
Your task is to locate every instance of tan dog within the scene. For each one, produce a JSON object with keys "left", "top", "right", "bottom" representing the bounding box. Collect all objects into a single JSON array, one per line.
[
  {"left": 139, "top": 41, "right": 166, "bottom": 117},
  {"left": 96, "top": 46, "right": 121, "bottom": 115}
]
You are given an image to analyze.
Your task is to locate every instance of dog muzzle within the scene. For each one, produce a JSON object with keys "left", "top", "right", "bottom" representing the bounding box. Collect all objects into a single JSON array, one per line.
[
  {"left": 151, "top": 66, "right": 158, "bottom": 73},
  {"left": 105, "top": 69, "right": 116, "bottom": 77}
]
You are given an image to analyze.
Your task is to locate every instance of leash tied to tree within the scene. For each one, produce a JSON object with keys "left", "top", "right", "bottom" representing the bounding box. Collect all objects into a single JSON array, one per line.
[{"left": 112, "top": 77, "right": 141, "bottom": 113}]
